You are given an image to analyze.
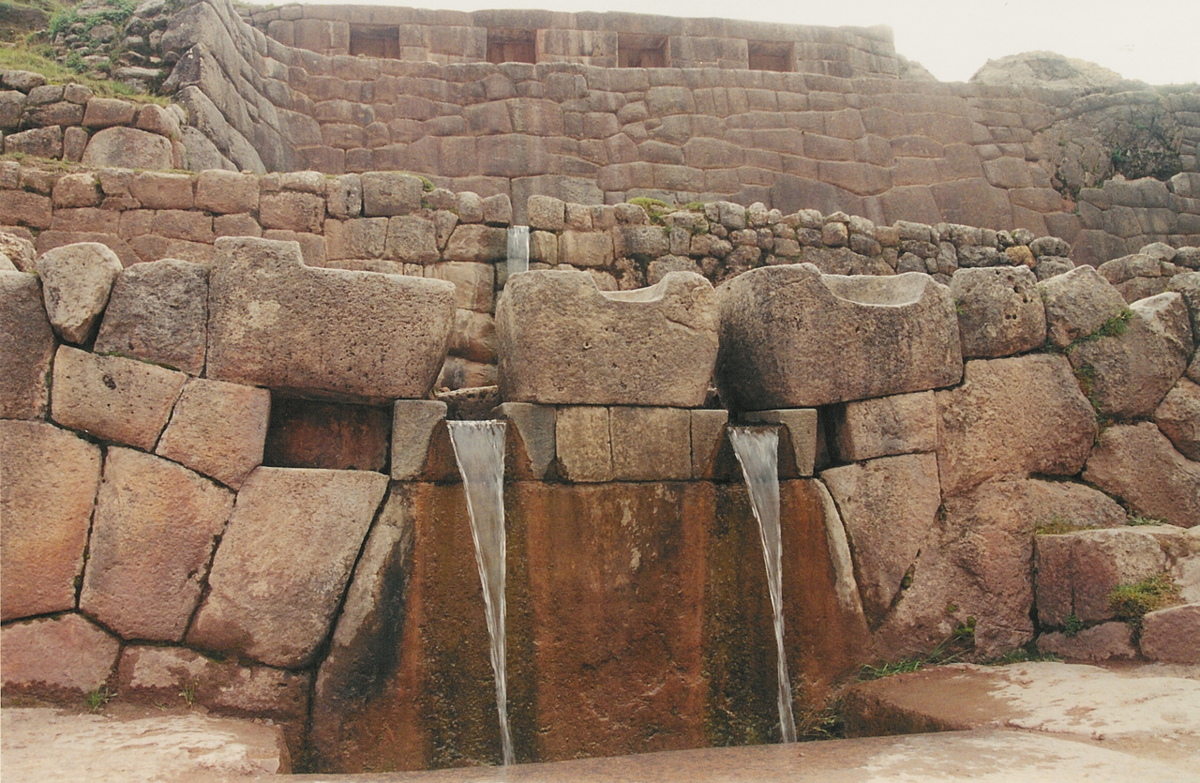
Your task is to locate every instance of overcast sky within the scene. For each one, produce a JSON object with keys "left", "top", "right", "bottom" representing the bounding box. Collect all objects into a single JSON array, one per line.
[{"left": 267, "top": 0, "right": 1197, "bottom": 85}]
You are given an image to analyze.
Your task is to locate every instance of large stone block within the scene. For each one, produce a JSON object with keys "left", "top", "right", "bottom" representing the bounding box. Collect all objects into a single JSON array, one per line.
[
  {"left": 874, "top": 479, "right": 1125, "bottom": 660},
  {"left": 35, "top": 242, "right": 122, "bottom": 344},
  {"left": 1155, "top": 378, "right": 1200, "bottom": 461},
  {"left": 1140, "top": 605, "right": 1200, "bottom": 664},
  {"left": 195, "top": 169, "right": 259, "bottom": 214},
  {"left": 555, "top": 405, "right": 611, "bottom": 482},
  {"left": 187, "top": 468, "right": 388, "bottom": 668},
  {"left": 1037, "top": 265, "right": 1129, "bottom": 348},
  {"left": 0, "top": 421, "right": 101, "bottom": 621},
  {"left": 93, "top": 258, "right": 208, "bottom": 375},
  {"left": 717, "top": 265, "right": 962, "bottom": 410},
  {"left": 828, "top": 390, "right": 937, "bottom": 462},
  {"left": 1083, "top": 423, "right": 1200, "bottom": 527},
  {"left": 950, "top": 266, "right": 1046, "bottom": 358},
  {"left": 936, "top": 355, "right": 1097, "bottom": 496},
  {"left": 821, "top": 453, "right": 942, "bottom": 626},
  {"left": 259, "top": 191, "right": 325, "bottom": 233},
  {"left": 1068, "top": 292, "right": 1192, "bottom": 419},
  {"left": 497, "top": 269, "right": 717, "bottom": 407},
  {"left": 0, "top": 272, "right": 55, "bottom": 419},
  {"left": 1036, "top": 622, "right": 1137, "bottom": 662},
  {"left": 610, "top": 406, "right": 691, "bottom": 481},
  {"left": 360, "top": 171, "right": 423, "bottom": 216},
  {"left": 0, "top": 614, "right": 119, "bottom": 696},
  {"left": 384, "top": 215, "right": 439, "bottom": 263},
  {"left": 51, "top": 346, "right": 187, "bottom": 451},
  {"left": 1035, "top": 526, "right": 1190, "bottom": 627},
  {"left": 156, "top": 378, "right": 270, "bottom": 489},
  {"left": 205, "top": 237, "right": 455, "bottom": 404},
  {"left": 81, "top": 126, "right": 173, "bottom": 169},
  {"left": 442, "top": 223, "right": 508, "bottom": 263},
  {"left": 263, "top": 397, "right": 391, "bottom": 472},
  {"left": 80, "top": 449, "right": 233, "bottom": 642}
]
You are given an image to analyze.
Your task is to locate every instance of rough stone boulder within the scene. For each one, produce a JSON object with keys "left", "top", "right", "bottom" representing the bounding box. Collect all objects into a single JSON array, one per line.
[
  {"left": 1155, "top": 378, "right": 1200, "bottom": 461},
  {"left": 206, "top": 237, "right": 455, "bottom": 403},
  {"left": 1083, "top": 423, "right": 1200, "bottom": 527},
  {"left": 94, "top": 258, "right": 208, "bottom": 375},
  {"left": 0, "top": 421, "right": 101, "bottom": 621},
  {"left": 1068, "top": 292, "right": 1192, "bottom": 419},
  {"left": 156, "top": 378, "right": 270, "bottom": 489},
  {"left": 717, "top": 264, "right": 962, "bottom": 410},
  {"left": 872, "top": 479, "right": 1126, "bottom": 660},
  {"left": 81, "top": 126, "right": 173, "bottom": 170},
  {"left": 1, "top": 271, "right": 56, "bottom": 419},
  {"left": 828, "top": 391, "right": 938, "bottom": 462},
  {"left": 950, "top": 266, "right": 1046, "bottom": 358},
  {"left": 1037, "top": 265, "right": 1128, "bottom": 348},
  {"left": 0, "top": 614, "right": 119, "bottom": 696},
  {"left": 80, "top": 448, "right": 233, "bottom": 642},
  {"left": 1035, "top": 526, "right": 1192, "bottom": 627},
  {"left": 1140, "top": 605, "right": 1200, "bottom": 664},
  {"left": 496, "top": 269, "right": 717, "bottom": 407},
  {"left": 936, "top": 355, "right": 1097, "bottom": 496},
  {"left": 187, "top": 468, "right": 388, "bottom": 668},
  {"left": 970, "top": 51, "right": 1131, "bottom": 91},
  {"left": 35, "top": 242, "right": 123, "bottom": 344}
]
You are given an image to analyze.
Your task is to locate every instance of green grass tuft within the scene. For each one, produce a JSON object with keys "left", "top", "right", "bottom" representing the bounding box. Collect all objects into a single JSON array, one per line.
[{"left": 1108, "top": 572, "right": 1181, "bottom": 624}]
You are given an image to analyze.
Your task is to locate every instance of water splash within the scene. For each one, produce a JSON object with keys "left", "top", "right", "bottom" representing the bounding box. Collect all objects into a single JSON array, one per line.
[
  {"left": 446, "top": 420, "right": 514, "bottom": 766},
  {"left": 507, "top": 226, "right": 530, "bottom": 278},
  {"left": 727, "top": 426, "right": 797, "bottom": 744}
]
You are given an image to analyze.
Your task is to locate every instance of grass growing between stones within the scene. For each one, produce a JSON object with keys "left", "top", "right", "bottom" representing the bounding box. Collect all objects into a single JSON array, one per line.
[
  {"left": 1109, "top": 572, "right": 1181, "bottom": 626},
  {"left": 0, "top": 43, "right": 170, "bottom": 102},
  {"left": 1034, "top": 513, "right": 1092, "bottom": 536},
  {"left": 1127, "top": 515, "right": 1167, "bottom": 526},
  {"left": 84, "top": 685, "right": 112, "bottom": 713}
]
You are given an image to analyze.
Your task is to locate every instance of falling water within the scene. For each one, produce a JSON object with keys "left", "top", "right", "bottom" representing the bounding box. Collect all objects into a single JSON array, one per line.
[
  {"left": 446, "top": 420, "right": 515, "bottom": 766},
  {"left": 507, "top": 225, "right": 530, "bottom": 278},
  {"left": 727, "top": 426, "right": 797, "bottom": 744}
]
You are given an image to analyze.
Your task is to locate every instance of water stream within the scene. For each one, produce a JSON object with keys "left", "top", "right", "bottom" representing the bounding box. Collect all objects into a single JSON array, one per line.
[
  {"left": 507, "top": 225, "right": 530, "bottom": 278},
  {"left": 727, "top": 426, "right": 797, "bottom": 744},
  {"left": 446, "top": 420, "right": 515, "bottom": 766}
]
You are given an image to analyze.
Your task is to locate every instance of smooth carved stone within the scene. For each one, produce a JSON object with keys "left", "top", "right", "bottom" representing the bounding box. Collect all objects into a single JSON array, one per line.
[
  {"left": 493, "top": 402, "right": 557, "bottom": 480},
  {"left": 496, "top": 270, "right": 718, "bottom": 407},
  {"left": 936, "top": 355, "right": 1097, "bottom": 496},
  {"left": 263, "top": 397, "right": 390, "bottom": 472},
  {"left": 0, "top": 614, "right": 119, "bottom": 695},
  {"left": 93, "top": 258, "right": 208, "bottom": 375},
  {"left": 36, "top": 242, "right": 123, "bottom": 344},
  {"left": 610, "top": 406, "right": 691, "bottom": 481},
  {"left": 829, "top": 390, "right": 937, "bottom": 462},
  {"left": 1140, "top": 605, "right": 1200, "bottom": 664},
  {"left": 1084, "top": 423, "right": 1200, "bottom": 528},
  {"left": 821, "top": 453, "right": 942, "bottom": 626},
  {"left": 206, "top": 237, "right": 455, "bottom": 404},
  {"left": 873, "top": 479, "right": 1125, "bottom": 660},
  {"left": 1035, "top": 526, "right": 1190, "bottom": 627},
  {"left": 742, "top": 408, "right": 819, "bottom": 477},
  {"left": 555, "top": 405, "right": 612, "bottom": 482},
  {"left": 51, "top": 346, "right": 187, "bottom": 451},
  {"left": 716, "top": 265, "right": 962, "bottom": 410},
  {"left": 689, "top": 409, "right": 728, "bottom": 480},
  {"left": 156, "top": 378, "right": 270, "bottom": 489},
  {"left": 1037, "top": 265, "right": 1129, "bottom": 348},
  {"left": 950, "top": 266, "right": 1046, "bottom": 358},
  {"left": 187, "top": 468, "right": 388, "bottom": 668},
  {"left": 80, "top": 449, "right": 233, "bottom": 642},
  {"left": 1, "top": 272, "right": 56, "bottom": 419},
  {"left": 1068, "top": 292, "right": 1192, "bottom": 420},
  {"left": 0, "top": 421, "right": 101, "bottom": 621},
  {"left": 1155, "top": 378, "right": 1200, "bottom": 461}
]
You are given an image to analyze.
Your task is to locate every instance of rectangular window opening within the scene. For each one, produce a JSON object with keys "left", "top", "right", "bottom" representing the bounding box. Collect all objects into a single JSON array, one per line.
[
  {"left": 748, "top": 40, "right": 794, "bottom": 72},
  {"left": 487, "top": 28, "right": 537, "bottom": 64},
  {"left": 618, "top": 33, "right": 668, "bottom": 68},
  {"left": 349, "top": 25, "right": 401, "bottom": 59}
]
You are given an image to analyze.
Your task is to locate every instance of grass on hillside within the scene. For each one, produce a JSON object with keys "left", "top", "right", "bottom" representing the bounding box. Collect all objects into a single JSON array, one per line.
[{"left": 0, "top": 43, "right": 170, "bottom": 103}]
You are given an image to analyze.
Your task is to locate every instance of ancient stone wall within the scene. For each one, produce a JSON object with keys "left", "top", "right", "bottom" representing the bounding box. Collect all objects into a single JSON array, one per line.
[{"left": 158, "top": 0, "right": 1200, "bottom": 267}]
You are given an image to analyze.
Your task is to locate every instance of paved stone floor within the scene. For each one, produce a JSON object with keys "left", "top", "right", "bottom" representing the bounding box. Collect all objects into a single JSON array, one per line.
[{"left": 4, "top": 662, "right": 1198, "bottom": 782}]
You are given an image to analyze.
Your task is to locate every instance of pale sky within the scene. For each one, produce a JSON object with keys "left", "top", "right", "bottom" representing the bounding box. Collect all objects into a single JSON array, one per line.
[{"left": 263, "top": 0, "right": 1197, "bottom": 85}]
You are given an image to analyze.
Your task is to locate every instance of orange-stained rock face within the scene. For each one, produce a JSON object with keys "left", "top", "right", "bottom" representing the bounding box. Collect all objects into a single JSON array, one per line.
[
  {"left": 310, "top": 479, "right": 871, "bottom": 772},
  {"left": 263, "top": 396, "right": 392, "bottom": 472}
]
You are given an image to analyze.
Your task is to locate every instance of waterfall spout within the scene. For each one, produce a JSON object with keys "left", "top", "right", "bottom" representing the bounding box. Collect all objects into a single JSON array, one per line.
[
  {"left": 446, "top": 420, "right": 514, "bottom": 766},
  {"left": 728, "top": 426, "right": 797, "bottom": 744},
  {"left": 507, "top": 226, "right": 530, "bottom": 278}
]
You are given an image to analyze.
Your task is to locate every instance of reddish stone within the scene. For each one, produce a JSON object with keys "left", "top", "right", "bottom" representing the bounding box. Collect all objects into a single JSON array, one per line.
[
  {"left": 0, "top": 614, "right": 119, "bottom": 698},
  {"left": 0, "top": 421, "right": 101, "bottom": 621},
  {"left": 263, "top": 397, "right": 391, "bottom": 472},
  {"left": 0, "top": 272, "right": 56, "bottom": 419}
]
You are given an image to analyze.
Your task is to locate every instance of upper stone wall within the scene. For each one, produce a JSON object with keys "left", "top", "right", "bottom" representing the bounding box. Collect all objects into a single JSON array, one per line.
[
  {"left": 248, "top": 5, "right": 899, "bottom": 79},
  {"left": 158, "top": 0, "right": 1200, "bottom": 266}
]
